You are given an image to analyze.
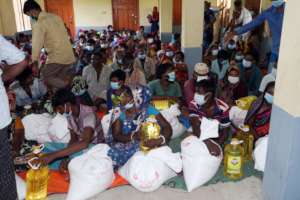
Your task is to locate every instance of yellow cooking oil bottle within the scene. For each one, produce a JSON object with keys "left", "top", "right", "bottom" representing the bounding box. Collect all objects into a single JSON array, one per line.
[
  {"left": 140, "top": 115, "right": 161, "bottom": 153},
  {"left": 224, "top": 138, "right": 244, "bottom": 180},
  {"left": 236, "top": 125, "right": 254, "bottom": 161},
  {"left": 26, "top": 145, "right": 49, "bottom": 200}
]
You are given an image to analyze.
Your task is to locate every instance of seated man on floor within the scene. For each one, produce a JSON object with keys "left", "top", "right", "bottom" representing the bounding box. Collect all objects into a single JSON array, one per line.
[
  {"left": 39, "top": 88, "right": 104, "bottom": 172},
  {"left": 189, "top": 79, "right": 231, "bottom": 156}
]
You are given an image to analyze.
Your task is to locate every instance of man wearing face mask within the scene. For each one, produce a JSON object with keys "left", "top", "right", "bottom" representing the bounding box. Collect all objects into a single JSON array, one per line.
[
  {"left": 39, "top": 88, "right": 103, "bottom": 173},
  {"left": 189, "top": 79, "right": 230, "bottom": 156},
  {"left": 226, "top": 0, "right": 285, "bottom": 72},
  {"left": 239, "top": 53, "right": 262, "bottom": 95},
  {"left": 211, "top": 50, "right": 230, "bottom": 80},
  {"left": 234, "top": 51, "right": 244, "bottom": 64},
  {"left": 23, "top": 0, "right": 75, "bottom": 92},
  {"left": 226, "top": 39, "right": 237, "bottom": 60},
  {"left": 184, "top": 63, "right": 218, "bottom": 107},
  {"left": 122, "top": 53, "right": 146, "bottom": 86},
  {"left": 173, "top": 51, "right": 188, "bottom": 89}
]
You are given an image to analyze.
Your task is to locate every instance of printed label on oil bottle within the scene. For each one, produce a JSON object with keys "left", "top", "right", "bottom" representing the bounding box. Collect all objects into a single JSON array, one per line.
[{"left": 227, "top": 155, "right": 241, "bottom": 174}]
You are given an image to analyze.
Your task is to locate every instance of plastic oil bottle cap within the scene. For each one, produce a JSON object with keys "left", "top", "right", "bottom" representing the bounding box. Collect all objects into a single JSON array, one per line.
[{"left": 231, "top": 138, "right": 243, "bottom": 146}]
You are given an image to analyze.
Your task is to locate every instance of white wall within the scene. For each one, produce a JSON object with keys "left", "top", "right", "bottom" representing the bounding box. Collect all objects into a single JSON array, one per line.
[{"left": 73, "top": 0, "right": 113, "bottom": 29}]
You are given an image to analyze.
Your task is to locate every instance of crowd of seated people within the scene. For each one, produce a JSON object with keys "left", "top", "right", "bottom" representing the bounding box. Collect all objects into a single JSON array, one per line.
[{"left": 5, "top": 24, "right": 276, "bottom": 176}]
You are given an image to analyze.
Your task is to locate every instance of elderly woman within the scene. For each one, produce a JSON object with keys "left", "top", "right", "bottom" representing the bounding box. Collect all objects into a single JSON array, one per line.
[{"left": 108, "top": 85, "right": 172, "bottom": 169}]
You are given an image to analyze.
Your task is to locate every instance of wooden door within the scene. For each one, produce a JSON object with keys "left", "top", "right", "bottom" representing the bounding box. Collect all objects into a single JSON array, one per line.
[
  {"left": 245, "top": 0, "right": 261, "bottom": 16},
  {"left": 112, "top": 0, "right": 139, "bottom": 31},
  {"left": 45, "top": 0, "right": 75, "bottom": 38},
  {"left": 173, "top": 0, "right": 182, "bottom": 25}
]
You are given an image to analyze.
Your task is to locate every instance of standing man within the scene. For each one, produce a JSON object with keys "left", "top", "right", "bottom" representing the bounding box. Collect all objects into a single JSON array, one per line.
[
  {"left": 226, "top": 0, "right": 285, "bottom": 72},
  {"left": 228, "top": 0, "right": 252, "bottom": 41},
  {"left": 23, "top": 0, "right": 75, "bottom": 92},
  {"left": 203, "top": 1, "right": 217, "bottom": 53},
  {"left": 0, "top": 35, "right": 28, "bottom": 200}
]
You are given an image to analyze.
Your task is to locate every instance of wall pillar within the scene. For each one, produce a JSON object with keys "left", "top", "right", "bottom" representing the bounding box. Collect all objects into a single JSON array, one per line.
[
  {"left": 159, "top": 0, "right": 173, "bottom": 42},
  {"left": 181, "top": 0, "right": 204, "bottom": 77},
  {"left": 263, "top": 1, "right": 300, "bottom": 200}
]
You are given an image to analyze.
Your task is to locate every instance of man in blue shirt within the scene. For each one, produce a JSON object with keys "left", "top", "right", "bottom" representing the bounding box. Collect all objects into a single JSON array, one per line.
[{"left": 227, "top": 0, "right": 285, "bottom": 72}]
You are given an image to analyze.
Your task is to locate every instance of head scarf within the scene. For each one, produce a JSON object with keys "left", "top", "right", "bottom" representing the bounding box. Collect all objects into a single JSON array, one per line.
[
  {"left": 130, "top": 85, "right": 152, "bottom": 110},
  {"left": 71, "top": 76, "right": 88, "bottom": 96}
]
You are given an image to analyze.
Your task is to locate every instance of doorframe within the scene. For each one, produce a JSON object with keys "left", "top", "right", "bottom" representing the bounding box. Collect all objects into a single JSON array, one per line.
[
  {"left": 111, "top": 0, "right": 140, "bottom": 31},
  {"left": 44, "top": 0, "right": 76, "bottom": 38}
]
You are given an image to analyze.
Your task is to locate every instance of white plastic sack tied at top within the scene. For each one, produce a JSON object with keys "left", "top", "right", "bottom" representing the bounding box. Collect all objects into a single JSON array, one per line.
[
  {"left": 229, "top": 106, "right": 248, "bottom": 128},
  {"left": 67, "top": 144, "right": 114, "bottom": 200},
  {"left": 253, "top": 136, "right": 269, "bottom": 172},
  {"left": 22, "top": 113, "right": 71, "bottom": 144},
  {"left": 119, "top": 146, "right": 182, "bottom": 192},
  {"left": 160, "top": 104, "right": 186, "bottom": 139},
  {"left": 15, "top": 173, "right": 26, "bottom": 200},
  {"left": 182, "top": 117, "right": 223, "bottom": 192}
]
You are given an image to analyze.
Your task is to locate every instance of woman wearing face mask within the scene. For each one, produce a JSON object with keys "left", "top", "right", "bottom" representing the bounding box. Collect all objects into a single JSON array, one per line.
[
  {"left": 106, "top": 70, "right": 130, "bottom": 110},
  {"left": 133, "top": 45, "right": 156, "bottom": 81},
  {"left": 226, "top": 39, "right": 238, "bottom": 60},
  {"left": 148, "top": 63, "right": 182, "bottom": 102},
  {"left": 122, "top": 53, "right": 147, "bottom": 86},
  {"left": 173, "top": 51, "right": 188, "bottom": 90},
  {"left": 234, "top": 51, "right": 244, "bottom": 64},
  {"left": 189, "top": 79, "right": 231, "bottom": 155},
  {"left": 108, "top": 86, "right": 172, "bottom": 169},
  {"left": 245, "top": 81, "right": 275, "bottom": 141},
  {"left": 218, "top": 65, "right": 248, "bottom": 106},
  {"left": 239, "top": 53, "right": 262, "bottom": 96},
  {"left": 211, "top": 50, "right": 230, "bottom": 80},
  {"left": 38, "top": 88, "right": 104, "bottom": 172}
]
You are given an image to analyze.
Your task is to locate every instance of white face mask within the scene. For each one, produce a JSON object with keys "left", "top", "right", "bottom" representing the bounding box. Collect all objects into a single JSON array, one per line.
[
  {"left": 194, "top": 93, "right": 207, "bottom": 106},
  {"left": 85, "top": 45, "right": 94, "bottom": 51},
  {"left": 228, "top": 76, "right": 240, "bottom": 84},
  {"left": 197, "top": 75, "right": 209, "bottom": 82},
  {"left": 124, "top": 101, "right": 134, "bottom": 110},
  {"left": 242, "top": 59, "right": 252, "bottom": 68},
  {"left": 166, "top": 51, "right": 174, "bottom": 57},
  {"left": 138, "top": 53, "right": 146, "bottom": 60},
  {"left": 212, "top": 49, "right": 219, "bottom": 56},
  {"left": 235, "top": 54, "right": 244, "bottom": 61},
  {"left": 147, "top": 38, "right": 154, "bottom": 44}
]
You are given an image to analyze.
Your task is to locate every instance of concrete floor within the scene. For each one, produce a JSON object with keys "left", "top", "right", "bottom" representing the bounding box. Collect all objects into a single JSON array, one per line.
[{"left": 48, "top": 177, "right": 262, "bottom": 200}]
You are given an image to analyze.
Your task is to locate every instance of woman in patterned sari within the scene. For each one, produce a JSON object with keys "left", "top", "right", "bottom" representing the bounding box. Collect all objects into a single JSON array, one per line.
[{"left": 108, "top": 85, "right": 172, "bottom": 169}]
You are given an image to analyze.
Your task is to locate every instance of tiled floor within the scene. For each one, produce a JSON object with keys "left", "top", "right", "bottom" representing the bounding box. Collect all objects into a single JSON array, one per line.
[{"left": 48, "top": 177, "right": 263, "bottom": 200}]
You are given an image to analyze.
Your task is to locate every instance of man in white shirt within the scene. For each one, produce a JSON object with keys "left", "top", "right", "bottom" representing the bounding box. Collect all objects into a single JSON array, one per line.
[
  {"left": 0, "top": 35, "right": 28, "bottom": 199},
  {"left": 230, "top": 0, "right": 253, "bottom": 41},
  {"left": 82, "top": 50, "right": 112, "bottom": 102}
]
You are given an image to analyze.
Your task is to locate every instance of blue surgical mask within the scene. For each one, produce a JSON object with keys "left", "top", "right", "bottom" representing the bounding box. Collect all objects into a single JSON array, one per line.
[
  {"left": 272, "top": 0, "right": 284, "bottom": 8},
  {"left": 264, "top": 93, "right": 274, "bottom": 104},
  {"left": 221, "top": 60, "right": 228, "bottom": 66},
  {"left": 63, "top": 104, "right": 72, "bottom": 118},
  {"left": 242, "top": 59, "right": 252, "bottom": 68},
  {"left": 235, "top": 54, "right": 244, "bottom": 61},
  {"left": 194, "top": 93, "right": 207, "bottom": 106},
  {"left": 168, "top": 71, "right": 176, "bottom": 82},
  {"left": 138, "top": 53, "right": 146, "bottom": 60},
  {"left": 227, "top": 44, "right": 236, "bottom": 50},
  {"left": 111, "top": 81, "right": 120, "bottom": 90}
]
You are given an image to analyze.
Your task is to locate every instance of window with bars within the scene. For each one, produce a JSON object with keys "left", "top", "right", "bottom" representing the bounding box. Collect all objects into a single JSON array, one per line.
[{"left": 13, "top": 0, "right": 32, "bottom": 32}]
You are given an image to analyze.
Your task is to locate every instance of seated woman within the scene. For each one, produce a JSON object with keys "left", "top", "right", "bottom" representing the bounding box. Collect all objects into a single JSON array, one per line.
[
  {"left": 244, "top": 81, "right": 275, "bottom": 141},
  {"left": 218, "top": 65, "right": 248, "bottom": 106},
  {"left": 108, "top": 85, "right": 172, "bottom": 169},
  {"left": 39, "top": 88, "right": 104, "bottom": 171},
  {"left": 173, "top": 51, "right": 188, "bottom": 90},
  {"left": 189, "top": 79, "right": 231, "bottom": 155},
  {"left": 122, "top": 52, "right": 147, "bottom": 86},
  {"left": 239, "top": 53, "right": 262, "bottom": 96},
  {"left": 10, "top": 68, "right": 47, "bottom": 109},
  {"left": 148, "top": 63, "right": 182, "bottom": 102},
  {"left": 106, "top": 69, "right": 130, "bottom": 110}
]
